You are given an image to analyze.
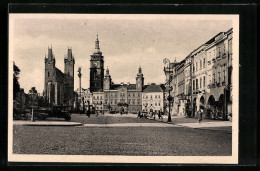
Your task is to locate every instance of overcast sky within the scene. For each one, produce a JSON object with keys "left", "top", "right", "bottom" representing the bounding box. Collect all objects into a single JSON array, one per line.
[{"left": 10, "top": 14, "right": 233, "bottom": 94}]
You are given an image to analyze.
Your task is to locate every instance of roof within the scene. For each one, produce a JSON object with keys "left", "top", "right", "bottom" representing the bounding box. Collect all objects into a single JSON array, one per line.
[
  {"left": 54, "top": 67, "right": 65, "bottom": 81},
  {"left": 110, "top": 84, "right": 137, "bottom": 90},
  {"left": 143, "top": 85, "right": 163, "bottom": 93}
]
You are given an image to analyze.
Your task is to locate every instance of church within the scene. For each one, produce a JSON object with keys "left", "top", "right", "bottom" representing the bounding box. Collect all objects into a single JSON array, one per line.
[
  {"left": 89, "top": 35, "right": 145, "bottom": 113},
  {"left": 44, "top": 47, "right": 75, "bottom": 107}
]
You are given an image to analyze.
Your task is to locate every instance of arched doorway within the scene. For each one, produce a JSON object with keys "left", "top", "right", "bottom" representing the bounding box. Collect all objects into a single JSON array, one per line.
[
  {"left": 200, "top": 96, "right": 205, "bottom": 107},
  {"left": 216, "top": 94, "right": 224, "bottom": 119},
  {"left": 207, "top": 95, "right": 216, "bottom": 119}
]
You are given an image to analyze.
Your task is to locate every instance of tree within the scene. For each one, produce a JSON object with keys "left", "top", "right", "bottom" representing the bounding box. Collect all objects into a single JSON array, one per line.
[{"left": 13, "top": 62, "right": 20, "bottom": 99}]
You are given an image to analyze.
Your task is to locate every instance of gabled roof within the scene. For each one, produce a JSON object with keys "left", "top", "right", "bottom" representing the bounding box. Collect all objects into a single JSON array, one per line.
[{"left": 143, "top": 85, "right": 163, "bottom": 93}]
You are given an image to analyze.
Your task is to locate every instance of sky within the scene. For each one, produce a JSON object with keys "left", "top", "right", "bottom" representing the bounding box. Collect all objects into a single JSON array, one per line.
[{"left": 10, "top": 14, "right": 233, "bottom": 94}]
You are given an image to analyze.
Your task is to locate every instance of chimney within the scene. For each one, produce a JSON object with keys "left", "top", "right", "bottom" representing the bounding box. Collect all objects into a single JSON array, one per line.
[
  {"left": 127, "top": 82, "right": 130, "bottom": 85},
  {"left": 121, "top": 82, "right": 124, "bottom": 85}
]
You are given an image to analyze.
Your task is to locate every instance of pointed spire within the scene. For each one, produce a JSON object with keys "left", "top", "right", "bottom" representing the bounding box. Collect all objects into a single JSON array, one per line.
[
  {"left": 67, "top": 47, "right": 73, "bottom": 61},
  {"left": 94, "top": 34, "right": 101, "bottom": 53},
  {"left": 138, "top": 65, "right": 142, "bottom": 74},
  {"left": 106, "top": 66, "right": 110, "bottom": 75},
  {"left": 47, "top": 46, "right": 54, "bottom": 61}
]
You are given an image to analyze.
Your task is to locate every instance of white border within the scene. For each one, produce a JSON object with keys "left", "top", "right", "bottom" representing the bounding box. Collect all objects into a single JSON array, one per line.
[{"left": 8, "top": 14, "right": 239, "bottom": 164}]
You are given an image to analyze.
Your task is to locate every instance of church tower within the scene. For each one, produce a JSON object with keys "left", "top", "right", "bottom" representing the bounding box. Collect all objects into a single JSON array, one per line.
[
  {"left": 64, "top": 48, "right": 75, "bottom": 104},
  {"left": 44, "top": 47, "right": 55, "bottom": 95},
  {"left": 136, "top": 66, "right": 144, "bottom": 91},
  {"left": 103, "top": 67, "right": 111, "bottom": 90},
  {"left": 90, "top": 35, "right": 104, "bottom": 92}
]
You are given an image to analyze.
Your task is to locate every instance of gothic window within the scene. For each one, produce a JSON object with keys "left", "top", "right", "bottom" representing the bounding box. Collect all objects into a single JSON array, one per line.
[
  {"left": 200, "top": 60, "right": 202, "bottom": 69},
  {"left": 200, "top": 77, "right": 202, "bottom": 88},
  {"left": 155, "top": 95, "right": 157, "bottom": 99},
  {"left": 203, "top": 58, "right": 206, "bottom": 68}
]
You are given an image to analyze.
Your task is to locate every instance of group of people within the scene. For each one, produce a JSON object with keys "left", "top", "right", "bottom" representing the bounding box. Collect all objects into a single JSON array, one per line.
[{"left": 137, "top": 110, "right": 163, "bottom": 120}]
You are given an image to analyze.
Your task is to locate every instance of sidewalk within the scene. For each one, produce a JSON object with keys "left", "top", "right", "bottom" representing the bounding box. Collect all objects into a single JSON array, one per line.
[
  {"left": 147, "top": 115, "right": 232, "bottom": 133},
  {"left": 13, "top": 120, "right": 82, "bottom": 126}
]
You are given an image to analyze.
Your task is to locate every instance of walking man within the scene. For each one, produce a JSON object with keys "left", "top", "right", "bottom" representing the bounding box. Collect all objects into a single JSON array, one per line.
[{"left": 198, "top": 106, "right": 203, "bottom": 124}]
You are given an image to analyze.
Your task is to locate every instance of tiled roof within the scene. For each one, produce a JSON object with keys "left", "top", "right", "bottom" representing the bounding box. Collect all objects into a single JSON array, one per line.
[{"left": 143, "top": 85, "right": 163, "bottom": 93}]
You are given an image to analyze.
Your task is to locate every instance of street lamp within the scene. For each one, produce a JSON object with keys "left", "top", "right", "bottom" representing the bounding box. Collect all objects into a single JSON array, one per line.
[{"left": 166, "top": 86, "right": 173, "bottom": 122}]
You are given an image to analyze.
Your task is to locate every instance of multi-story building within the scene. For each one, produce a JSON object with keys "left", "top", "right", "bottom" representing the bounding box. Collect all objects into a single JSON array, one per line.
[
  {"left": 142, "top": 84, "right": 164, "bottom": 113},
  {"left": 92, "top": 91, "right": 104, "bottom": 113},
  {"left": 103, "top": 67, "right": 143, "bottom": 113},
  {"left": 164, "top": 28, "right": 233, "bottom": 120},
  {"left": 176, "top": 59, "right": 186, "bottom": 116},
  {"left": 163, "top": 59, "right": 179, "bottom": 115},
  {"left": 205, "top": 29, "right": 233, "bottom": 120},
  {"left": 183, "top": 54, "right": 192, "bottom": 115},
  {"left": 191, "top": 44, "right": 207, "bottom": 116}
]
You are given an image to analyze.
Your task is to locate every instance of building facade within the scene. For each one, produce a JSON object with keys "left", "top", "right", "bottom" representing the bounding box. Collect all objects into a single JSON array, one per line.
[
  {"left": 103, "top": 67, "right": 143, "bottom": 113},
  {"left": 142, "top": 84, "right": 164, "bottom": 113},
  {"left": 164, "top": 28, "right": 233, "bottom": 120},
  {"left": 44, "top": 47, "right": 75, "bottom": 107}
]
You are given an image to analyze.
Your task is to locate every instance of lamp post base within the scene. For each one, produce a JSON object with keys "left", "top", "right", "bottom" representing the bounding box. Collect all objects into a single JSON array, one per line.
[{"left": 167, "top": 116, "right": 172, "bottom": 122}]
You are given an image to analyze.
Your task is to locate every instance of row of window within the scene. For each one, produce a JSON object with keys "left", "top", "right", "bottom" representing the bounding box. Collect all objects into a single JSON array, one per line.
[
  {"left": 210, "top": 69, "right": 226, "bottom": 85},
  {"left": 143, "top": 102, "right": 161, "bottom": 107},
  {"left": 104, "top": 99, "right": 141, "bottom": 105},
  {"left": 193, "top": 58, "right": 206, "bottom": 73},
  {"left": 143, "top": 94, "right": 161, "bottom": 99},
  {"left": 193, "top": 76, "right": 206, "bottom": 90},
  {"left": 93, "top": 96, "right": 103, "bottom": 100}
]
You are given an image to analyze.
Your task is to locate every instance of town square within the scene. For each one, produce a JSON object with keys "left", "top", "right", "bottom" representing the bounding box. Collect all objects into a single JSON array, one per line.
[{"left": 9, "top": 14, "right": 238, "bottom": 162}]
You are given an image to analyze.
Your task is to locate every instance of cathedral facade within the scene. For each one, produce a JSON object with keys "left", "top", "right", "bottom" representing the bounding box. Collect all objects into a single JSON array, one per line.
[{"left": 44, "top": 47, "right": 75, "bottom": 107}]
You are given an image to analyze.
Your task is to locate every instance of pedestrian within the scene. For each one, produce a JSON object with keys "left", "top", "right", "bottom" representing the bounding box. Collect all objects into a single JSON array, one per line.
[
  {"left": 86, "top": 110, "right": 91, "bottom": 118},
  {"left": 158, "top": 110, "right": 161, "bottom": 120},
  {"left": 198, "top": 107, "right": 203, "bottom": 124},
  {"left": 137, "top": 111, "right": 141, "bottom": 118}
]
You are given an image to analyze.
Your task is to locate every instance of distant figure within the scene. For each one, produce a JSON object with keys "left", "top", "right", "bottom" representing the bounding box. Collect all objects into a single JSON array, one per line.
[
  {"left": 86, "top": 110, "right": 91, "bottom": 118},
  {"left": 137, "top": 111, "right": 141, "bottom": 118},
  {"left": 198, "top": 108, "right": 203, "bottom": 124},
  {"left": 158, "top": 110, "right": 161, "bottom": 119}
]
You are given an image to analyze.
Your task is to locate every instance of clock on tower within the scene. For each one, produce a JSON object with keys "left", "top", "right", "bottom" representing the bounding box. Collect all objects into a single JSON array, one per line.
[{"left": 90, "top": 35, "right": 104, "bottom": 92}]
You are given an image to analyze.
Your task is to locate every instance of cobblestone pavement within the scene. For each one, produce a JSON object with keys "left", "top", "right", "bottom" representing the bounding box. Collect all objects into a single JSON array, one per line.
[{"left": 13, "top": 114, "right": 232, "bottom": 156}]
